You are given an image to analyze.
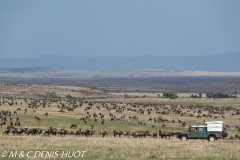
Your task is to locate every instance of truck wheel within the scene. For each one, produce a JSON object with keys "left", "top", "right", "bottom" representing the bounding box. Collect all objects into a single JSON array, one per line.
[
  {"left": 208, "top": 136, "right": 215, "bottom": 142},
  {"left": 181, "top": 136, "right": 187, "bottom": 141}
]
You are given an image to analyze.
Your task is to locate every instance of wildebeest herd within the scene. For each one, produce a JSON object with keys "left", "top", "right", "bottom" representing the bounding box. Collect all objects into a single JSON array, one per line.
[{"left": 1, "top": 95, "right": 240, "bottom": 140}]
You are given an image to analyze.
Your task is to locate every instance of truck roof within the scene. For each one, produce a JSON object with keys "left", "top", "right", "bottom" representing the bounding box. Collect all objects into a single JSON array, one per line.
[
  {"left": 191, "top": 125, "right": 206, "bottom": 127},
  {"left": 205, "top": 121, "right": 223, "bottom": 124}
]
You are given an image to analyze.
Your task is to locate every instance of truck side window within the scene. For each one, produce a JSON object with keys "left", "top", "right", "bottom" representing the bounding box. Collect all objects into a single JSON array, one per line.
[
  {"left": 192, "top": 128, "right": 197, "bottom": 132},
  {"left": 198, "top": 128, "right": 204, "bottom": 132}
]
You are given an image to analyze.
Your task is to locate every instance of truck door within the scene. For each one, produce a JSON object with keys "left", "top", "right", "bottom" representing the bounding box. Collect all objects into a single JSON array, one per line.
[
  {"left": 188, "top": 127, "right": 198, "bottom": 139},
  {"left": 197, "top": 127, "right": 207, "bottom": 138}
]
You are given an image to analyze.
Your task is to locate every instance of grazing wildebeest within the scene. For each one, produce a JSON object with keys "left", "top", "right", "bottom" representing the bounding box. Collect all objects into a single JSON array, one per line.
[
  {"left": 152, "top": 133, "right": 158, "bottom": 138},
  {"left": 12, "top": 128, "right": 24, "bottom": 136},
  {"left": 159, "top": 130, "right": 171, "bottom": 139},
  {"left": 182, "top": 121, "right": 186, "bottom": 127},
  {"left": 70, "top": 124, "right": 77, "bottom": 129},
  {"left": 225, "top": 124, "right": 230, "bottom": 129},
  {"left": 132, "top": 131, "right": 150, "bottom": 138},
  {"left": 110, "top": 117, "right": 114, "bottom": 121},
  {"left": 44, "top": 127, "right": 57, "bottom": 136},
  {"left": 82, "top": 129, "right": 95, "bottom": 137},
  {"left": 84, "top": 119, "right": 87, "bottom": 124},
  {"left": 235, "top": 134, "right": 240, "bottom": 140},
  {"left": 100, "top": 131, "right": 108, "bottom": 137},
  {"left": 59, "top": 109, "right": 65, "bottom": 112},
  {"left": 122, "top": 131, "right": 131, "bottom": 137},
  {"left": 58, "top": 129, "right": 68, "bottom": 136},
  {"left": 44, "top": 129, "right": 51, "bottom": 135},
  {"left": 74, "top": 129, "right": 82, "bottom": 136},
  {"left": 222, "top": 131, "right": 228, "bottom": 139},
  {"left": 2, "top": 129, "right": 11, "bottom": 135},
  {"left": 26, "top": 129, "right": 34, "bottom": 136},
  {"left": 113, "top": 130, "right": 123, "bottom": 137},
  {"left": 93, "top": 113, "right": 97, "bottom": 118},
  {"left": 34, "top": 116, "right": 41, "bottom": 121}
]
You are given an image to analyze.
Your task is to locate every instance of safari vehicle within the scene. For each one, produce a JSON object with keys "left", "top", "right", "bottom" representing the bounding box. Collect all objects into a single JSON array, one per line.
[{"left": 178, "top": 121, "right": 223, "bottom": 141}]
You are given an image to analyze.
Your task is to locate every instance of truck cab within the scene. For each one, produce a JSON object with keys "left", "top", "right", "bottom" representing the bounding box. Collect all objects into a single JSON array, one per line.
[{"left": 178, "top": 121, "right": 223, "bottom": 141}]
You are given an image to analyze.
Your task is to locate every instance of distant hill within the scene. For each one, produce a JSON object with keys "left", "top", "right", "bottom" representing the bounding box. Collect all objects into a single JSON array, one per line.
[{"left": 0, "top": 52, "right": 239, "bottom": 72}]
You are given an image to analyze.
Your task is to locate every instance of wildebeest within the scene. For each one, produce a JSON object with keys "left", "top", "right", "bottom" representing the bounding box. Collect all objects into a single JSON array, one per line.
[
  {"left": 74, "top": 129, "right": 82, "bottom": 136},
  {"left": 82, "top": 129, "right": 95, "bottom": 137},
  {"left": 222, "top": 130, "right": 228, "bottom": 139},
  {"left": 122, "top": 131, "right": 131, "bottom": 137},
  {"left": 159, "top": 130, "right": 171, "bottom": 139},
  {"left": 58, "top": 129, "right": 68, "bottom": 136},
  {"left": 70, "top": 124, "right": 77, "bottom": 129},
  {"left": 113, "top": 130, "right": 123, "bottom": 137},
  {"left": 44, "top": 127, "right": 57, "bottom": 136},
  {"left": 132, "top": 131, "right": 150, "bottom": 138},
  {"left": 152, "top": 133, "right": 158, "bottom": 138},
  {"left": 235, "top": 134, "right": 240, "bottom": 140},
  {"left": 11, "top": 128, "right": 24, "bottom": 136},
  {"left": 182, "top": 121, "right": 186, "bottom": 127},
  {"left": 25, "top": 128, "right": 42, "bottom": 135},
  {"left": 100, "top": 131, "right": 108, "bottom": 137},
  {"left": 2, "top": 129, "right": 10, "bottom": 135},
  {"left": 34, "top": 115, "right": 41, "bottom": 121}
]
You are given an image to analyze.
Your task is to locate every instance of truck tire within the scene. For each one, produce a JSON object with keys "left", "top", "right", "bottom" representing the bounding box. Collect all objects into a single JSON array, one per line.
[
  {"left": 208, "top": 136, "right": 215, "bottom": 142},
  {"left": 181, "top": 135, "right": 187, "bottom": 141}
]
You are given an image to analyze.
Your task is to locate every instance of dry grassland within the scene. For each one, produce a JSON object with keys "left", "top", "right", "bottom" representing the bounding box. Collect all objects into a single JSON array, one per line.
[
  {"left": 0, "top": 84, "right": 240, "bottom": 160},
  {"left": 0, "top": 136, "right": 239, "bottom": 160}
]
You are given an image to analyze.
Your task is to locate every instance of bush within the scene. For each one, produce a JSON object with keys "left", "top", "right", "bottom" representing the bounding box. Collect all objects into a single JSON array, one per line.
[{"left": 206, "top": 92, "right": 238, "bottom": 98}]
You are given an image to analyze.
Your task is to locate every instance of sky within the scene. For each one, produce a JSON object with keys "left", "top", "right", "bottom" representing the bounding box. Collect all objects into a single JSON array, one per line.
[{"left": 0, "top": 0, "right": 240, "bottom": 59}]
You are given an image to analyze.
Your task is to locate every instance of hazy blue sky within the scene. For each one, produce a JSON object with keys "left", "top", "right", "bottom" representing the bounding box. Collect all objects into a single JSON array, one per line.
[{"left": 1, "top": 0, "right": 240, "bottom": 58}]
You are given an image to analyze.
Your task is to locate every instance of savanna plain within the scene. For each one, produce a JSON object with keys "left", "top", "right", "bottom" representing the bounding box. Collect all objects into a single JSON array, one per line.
[{"left": 0, "top": 69, "right": 240, "bottom": 160}]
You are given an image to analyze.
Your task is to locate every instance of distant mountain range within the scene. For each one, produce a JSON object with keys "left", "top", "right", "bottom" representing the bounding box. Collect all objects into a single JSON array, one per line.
[{"left": 0, "top": 52, "right": 239, "bottom": 72}]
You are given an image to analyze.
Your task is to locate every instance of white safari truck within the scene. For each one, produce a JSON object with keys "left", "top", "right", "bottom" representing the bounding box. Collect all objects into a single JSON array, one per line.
[{"left": 178, "top": 121, "right": 223, "bottom": 141}]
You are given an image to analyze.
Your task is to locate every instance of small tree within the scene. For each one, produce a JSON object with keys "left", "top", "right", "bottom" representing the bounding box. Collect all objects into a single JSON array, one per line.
[
  {"left": 163, "top": 91, "right": 178, "bottom": 99},
  {"left": 234, "top": 91, "right": 237, "bottom": 97},
  {"left": 191, "top": 94, "right": 199, "bottom": 98},
  {"left": 198, "top": 93, "right": 202, "bottom": 98}
]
